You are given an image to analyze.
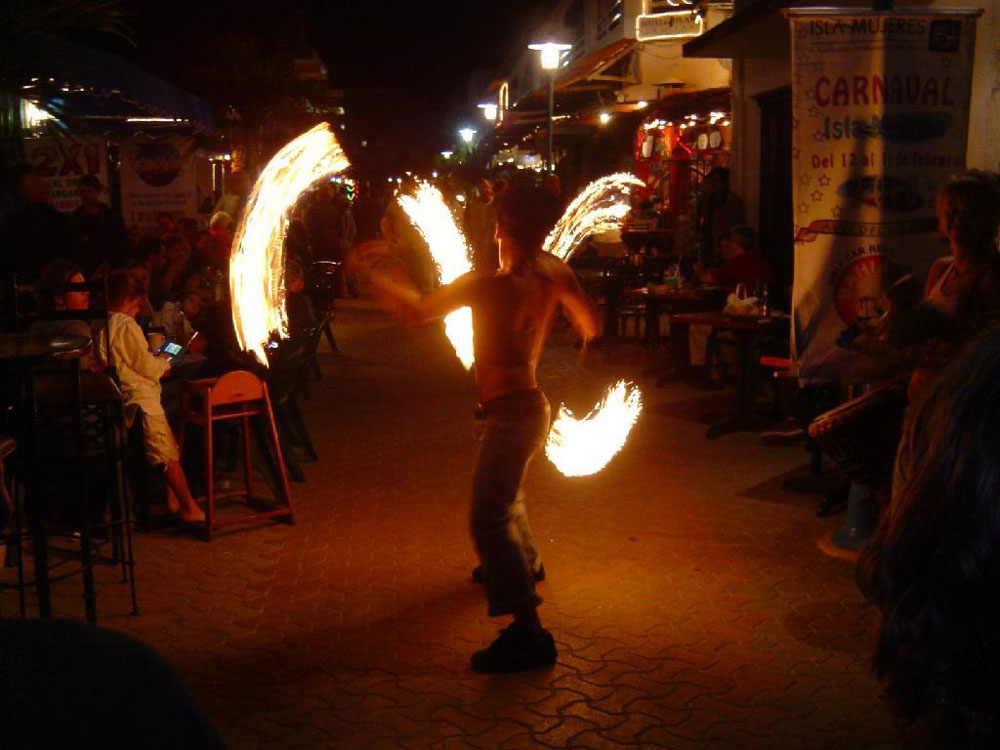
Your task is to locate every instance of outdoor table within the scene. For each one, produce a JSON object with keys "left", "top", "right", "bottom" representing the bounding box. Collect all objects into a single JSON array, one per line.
[
  {"left": 668, "top": 311, "right": 790, "bottom": 439},
  {"left": 625, "top": 285, "right": 729, "bottom": 347},
  {"left": 0, "top": 332, "right": 93, "bottom": 619}
]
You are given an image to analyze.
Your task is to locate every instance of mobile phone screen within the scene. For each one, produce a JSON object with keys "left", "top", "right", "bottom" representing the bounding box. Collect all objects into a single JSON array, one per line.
[{"left": 161, "top": 342, "right": 184, "bottom": 357}]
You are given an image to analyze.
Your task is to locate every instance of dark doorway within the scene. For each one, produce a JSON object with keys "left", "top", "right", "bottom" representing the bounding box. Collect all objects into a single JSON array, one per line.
[{"left": 755, "top": 86, "right": 793, "bottom": 301}]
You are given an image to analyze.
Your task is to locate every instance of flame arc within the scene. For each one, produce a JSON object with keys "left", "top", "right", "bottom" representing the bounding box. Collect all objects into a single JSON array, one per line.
[
  {"left": 396, "top": 176, "right": 645, "bottom": 477},
  {"left": 545, "top": 380, "right": 643, "bottom": 477},
  {"left": 230, "top": 124, "right": 350, "bottom": 364},
  {"left": 397, "top": 183, "right": 475, "bottom": 369},
  {"left": 543, "top": 173, "right": 645, "bottom": 261}
]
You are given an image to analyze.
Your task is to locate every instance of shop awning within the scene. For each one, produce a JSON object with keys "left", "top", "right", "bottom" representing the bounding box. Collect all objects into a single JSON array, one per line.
[{"left": 29, "top": 36, "right": 217, "bottom": 132}]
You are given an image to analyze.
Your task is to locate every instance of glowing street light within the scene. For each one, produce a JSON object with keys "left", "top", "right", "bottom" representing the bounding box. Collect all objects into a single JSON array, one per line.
[
  {"left": 599, "top": 111, "right": 612, "bottom": 125},
  {"left": 527, "top": 39, "right": 572, "bottom": 172},
  {"left": 478, "top": 102, "right": 498, "bottom": 122},
  {"left": 440, "top": 150, "right": 454, "bottom": 159},
  {"left": 458, "top": 127, "right": 477, "bottom": 144}
]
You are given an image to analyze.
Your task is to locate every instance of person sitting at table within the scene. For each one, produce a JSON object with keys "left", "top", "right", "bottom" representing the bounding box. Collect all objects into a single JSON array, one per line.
[
  {"left": 687, "top": 226, "right": 777, "bottom": 385},
  {"left": 695, "top": 225, "right": 775, "bottom": 294},
  {"left": 154, "top": 234, "right": 201, "bottom": 302},
  {"left": 124, "top": 260, "right": 158, "bottom": 329},
  {"left": 97, "top": 269, "right": 204, "bottom": 525},
  {"left": 31, "top": 259, "right": 99, "bottom": 373},
  {"left": 156, "top": 291, "right": 207, "bottom": 356}
]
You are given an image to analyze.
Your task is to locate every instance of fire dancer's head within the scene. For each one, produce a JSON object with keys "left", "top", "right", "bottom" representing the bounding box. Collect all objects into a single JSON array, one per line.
[
  {"left": 858, "top": 322, "right": 1000, "bottom": 747},
  {"left": 936, "top": 170, "right": 1000, "bottom": 260},
  {"left": 496, "top": 185, "right": 561, "bottom": 263}
]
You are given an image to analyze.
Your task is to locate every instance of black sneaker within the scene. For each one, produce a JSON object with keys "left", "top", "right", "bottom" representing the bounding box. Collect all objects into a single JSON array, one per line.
[
  {"left": 471, "top": 625, "right": 557, "bottom": 673},
  {"left": 471, "top": 563, "right": 546, "bottom": 583}
]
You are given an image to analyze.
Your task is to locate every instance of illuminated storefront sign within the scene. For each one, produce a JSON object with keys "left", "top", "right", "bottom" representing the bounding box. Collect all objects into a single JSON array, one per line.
[{"left": 636, "top": 11, "right": 704, "bottom": 41}]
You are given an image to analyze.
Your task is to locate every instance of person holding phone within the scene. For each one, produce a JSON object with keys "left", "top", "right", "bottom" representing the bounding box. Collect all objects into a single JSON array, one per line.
[{"left": 98, "top": 270, "right": 204, "bottom": 525}]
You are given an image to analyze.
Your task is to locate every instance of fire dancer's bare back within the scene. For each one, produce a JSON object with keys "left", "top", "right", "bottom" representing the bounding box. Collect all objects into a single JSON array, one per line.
[{"left": 469, "top": 253, "right": 597, "bottom": 403}]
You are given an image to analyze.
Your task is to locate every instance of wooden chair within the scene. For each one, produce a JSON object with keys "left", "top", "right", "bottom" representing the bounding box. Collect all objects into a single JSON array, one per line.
[{"left": 179, "top": 370, "right": 293, "bottom": 540}]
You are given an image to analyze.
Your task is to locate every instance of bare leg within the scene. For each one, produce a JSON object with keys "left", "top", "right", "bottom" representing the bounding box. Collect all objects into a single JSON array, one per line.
[{"left": 163, "top": 461, "right": 205, "bottom": 522}]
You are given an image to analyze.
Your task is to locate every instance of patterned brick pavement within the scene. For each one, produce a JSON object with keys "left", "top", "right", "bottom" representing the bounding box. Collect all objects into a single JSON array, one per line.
[{"left": 3, "top": 301, "right": 903, "bottom": 748}]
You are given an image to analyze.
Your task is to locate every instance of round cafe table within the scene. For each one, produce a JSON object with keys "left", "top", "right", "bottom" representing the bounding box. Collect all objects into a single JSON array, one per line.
[{"left": 0, "top": 333, "right": 93, "bottom": 620}]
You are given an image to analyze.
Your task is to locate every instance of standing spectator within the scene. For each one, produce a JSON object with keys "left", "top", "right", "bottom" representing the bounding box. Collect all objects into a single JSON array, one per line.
[
  {"left": 0, "top": 169, "right": 80, "bottom": 282},
  {"left": 493, "top": 178, "right": 510, "bottom": 203},
  {"left": 73, "top": 175, "right": 129, "bottom": 276},
  {"left": 353, "top": 181, "right": 384, "bottom": 242},
  {"left": 206, "top": 211, "right": 234, "bottom": 267},
  {"left": 177, "top": 217, "right": 200, "bottom": 250},
  {"left": 464, "top": 178, "right": 499, "bottom": 272},
  {"left": 696, "top": 167, "right": 745, "bottom": 265},
  {"left": 213, "top": 170, "right": 249, "bottom": 225},
  {"left": 304, "top": 184, "right": 341, "bottom": 262}
]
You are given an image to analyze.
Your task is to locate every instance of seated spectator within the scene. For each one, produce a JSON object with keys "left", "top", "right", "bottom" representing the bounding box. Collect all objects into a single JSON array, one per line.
[
  {"left": 155, "top": 212, "right": 177, "bottom": 237},
  {"left": 132, "top": 236, "right": 168, "bottom": 310},
  {"left": 857, "top": 323, "right": 1000, "bottom": 748},
  {"left": 155, "top": 234, "right": 200, "bottom": 303},
  {"left": 31, "top": 260, "right": 98, "bottom": 372},
  {"left": 96, "top": 270, "right": 204, "bottom": 524},
  {"left": 285, "top": 259, "right": 314, "bottom": 335},
  {"left": 124, "top": 260, "right": 157, "bottom": 327},
  {"left": 156, "top": 291, "right": 207, "bottom": 355},
  {"left": 695, "top": 225, "right": 776, "bottom": 293},
  {"left": 193, "top": 230, "right": 215, "bottom": 273}
]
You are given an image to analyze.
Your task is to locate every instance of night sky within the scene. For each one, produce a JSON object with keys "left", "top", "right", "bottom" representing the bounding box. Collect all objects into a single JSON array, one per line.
[{"left": 117, "top": 0, "right": 540, "bottom": 165}]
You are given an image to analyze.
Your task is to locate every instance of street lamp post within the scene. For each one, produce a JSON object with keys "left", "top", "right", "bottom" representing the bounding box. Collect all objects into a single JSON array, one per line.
[{"left": 527, "top": 40, "right": 571, "bottom": 172}]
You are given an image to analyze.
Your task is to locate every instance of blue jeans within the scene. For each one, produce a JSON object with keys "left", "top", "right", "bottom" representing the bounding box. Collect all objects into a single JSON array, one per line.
[{"left": 472, "top": 389, "right": 550, "bottom": 617}]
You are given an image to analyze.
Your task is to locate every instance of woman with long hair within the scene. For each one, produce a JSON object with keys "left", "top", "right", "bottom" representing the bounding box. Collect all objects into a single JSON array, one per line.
[{"left": 859, "top": 323, "right": 1000, "bottom": 747}]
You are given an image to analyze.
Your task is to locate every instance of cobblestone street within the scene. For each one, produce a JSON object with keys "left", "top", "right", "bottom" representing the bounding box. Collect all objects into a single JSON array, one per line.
[{"left": 6, "top": 301, "right": 903, "bottom": 748}]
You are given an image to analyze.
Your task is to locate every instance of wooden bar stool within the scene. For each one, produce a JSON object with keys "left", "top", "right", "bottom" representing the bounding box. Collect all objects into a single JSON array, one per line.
[{"left": 179, "top": 370, "right": 294, "bottom": 540}]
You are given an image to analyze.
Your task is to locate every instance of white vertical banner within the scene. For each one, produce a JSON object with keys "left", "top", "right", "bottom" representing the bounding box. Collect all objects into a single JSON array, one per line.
[
  {"left": 787, "top": 11, "right": 979, "bottom": 382},
  {"left": 120, "top": 135, "right": 198, "bottom": 231}
]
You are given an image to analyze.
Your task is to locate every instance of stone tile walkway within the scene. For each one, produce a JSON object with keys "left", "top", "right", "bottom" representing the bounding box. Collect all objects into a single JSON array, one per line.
[{"left": 3, "top": 301, "right": 901, "bottom": 748}]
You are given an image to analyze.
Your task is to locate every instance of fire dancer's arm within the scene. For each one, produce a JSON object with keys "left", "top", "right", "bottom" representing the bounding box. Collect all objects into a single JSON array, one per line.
[
  {"left": 548, "top": 255, "right": 601, "bottom": 342},
  {"left": 385, "top": 272, "right": 479, "bottom": 325}
]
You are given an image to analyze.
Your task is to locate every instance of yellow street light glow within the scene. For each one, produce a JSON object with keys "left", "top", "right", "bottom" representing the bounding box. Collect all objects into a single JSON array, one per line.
[
  {"left": 545, "top": 380, "right": 643, "bottom": 476},
  {"left": 230, "top": 123, "right": 349, "bottom": 364},
  {"left": 636, "top": 100, "right": 648, "bottom": 109},
  {"left": 599, "top": 111, "right": 612, "bottom": 125},
  {"left": 528, "top": 41, "right": 572, "bottom": 71}
]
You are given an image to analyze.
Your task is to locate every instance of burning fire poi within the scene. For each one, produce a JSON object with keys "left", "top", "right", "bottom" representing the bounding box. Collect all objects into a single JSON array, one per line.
[
  {"left": 230, "top": 123, "right": 349, "bottom": 364},
  {"left": 395, "top": 175, "right": 646, "bottom": 477},
  {"left": 545, "top": 380, "right": 643, "bottom": 477},
  {"left": 543, "top": 173, "right": 645, "bottom": 261},
  {"left": 397, "top": 182, "right": 475, "bottom": 369}
]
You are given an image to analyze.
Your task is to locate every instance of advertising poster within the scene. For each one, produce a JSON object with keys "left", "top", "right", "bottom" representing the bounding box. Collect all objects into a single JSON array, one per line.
[
  {"left": 23, "top": 136, "right": 109, "bottom": 214},
  {"left": 120, "top": 135, "right": 197, "bottom": 231},
  {"left": 787, "top": 11, "right": 978, "bottom": 382}
]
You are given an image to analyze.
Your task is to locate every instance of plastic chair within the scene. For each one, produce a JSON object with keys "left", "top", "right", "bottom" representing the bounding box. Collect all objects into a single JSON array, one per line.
[{"left": 179, "top": 370, "right": 293, "bottom": 540}]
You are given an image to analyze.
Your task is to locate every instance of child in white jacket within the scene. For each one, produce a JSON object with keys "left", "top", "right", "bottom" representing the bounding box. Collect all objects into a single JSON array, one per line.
[{"left": 99, "top": 270, "right": 204, "bottom": 524}]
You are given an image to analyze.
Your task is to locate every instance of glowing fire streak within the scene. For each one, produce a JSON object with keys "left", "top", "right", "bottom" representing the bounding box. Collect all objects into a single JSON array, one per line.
[
  {"left": 545, "top": 380, "right": 643, "bottom": 477},
  {"left": 230, "top": 124, "right": 349, "bottom": 364},
  {"left": 397, "top": 182, "right": 475, "bottom": 369},
  {"left": 542, "top": 173, "right": 645, "bottom": 261}
]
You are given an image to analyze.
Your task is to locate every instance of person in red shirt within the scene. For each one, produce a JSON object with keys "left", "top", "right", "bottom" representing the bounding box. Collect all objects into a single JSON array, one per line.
[{"left": 697, "top": 225, "right": 775, "bottom": 293}]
